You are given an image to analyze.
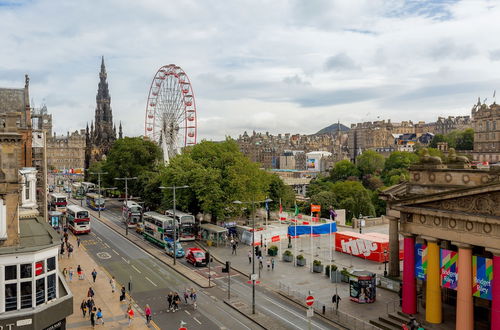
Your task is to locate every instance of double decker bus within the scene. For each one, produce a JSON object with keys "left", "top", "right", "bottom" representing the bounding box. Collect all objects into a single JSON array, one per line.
[
  {"left": 81, "top": 182, "right": 96, "bottom": 194},
  {"left": 165, "top": 209, "right": 196, "bottom": 241},
  {"left": 48, "top": 193, "right": 67, "bottom": 213},
  {"left": 86, "top": 193, "right": 105, "bottom": 211},
  {"left": 71, "top": 182, "right": 86, "bottom": 200},
  {"left": 122, "top": 201, "right": 143, "bottom": 228},
  {"left": 142, "top": 211, "right": 177, "bottom": 247},
  {"left": 66, "top": 205, "right": 90, "bottom": 234}
]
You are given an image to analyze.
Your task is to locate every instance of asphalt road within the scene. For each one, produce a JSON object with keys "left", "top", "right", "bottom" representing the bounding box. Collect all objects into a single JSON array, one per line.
[{"left": 75, "top": 198, "right": 339, "bottom": 330}]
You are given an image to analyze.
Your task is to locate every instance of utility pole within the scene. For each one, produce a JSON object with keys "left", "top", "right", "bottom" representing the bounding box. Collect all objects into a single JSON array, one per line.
[
  {"left": 159, "top": 185, "right": 189, "bottom": 265},
  {"left": 90, "top": 172, "right": 107, "bottom": 218},
  {"left": 115, "top": 177, "right": 137, "bottom": 235}
]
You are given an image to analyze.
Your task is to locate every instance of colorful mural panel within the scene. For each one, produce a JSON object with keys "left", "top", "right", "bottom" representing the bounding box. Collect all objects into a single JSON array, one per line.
[
  {"left": 440, "top": 249, "right": 458, "bottom": 290},
  {"left": 473, "top": 256, "right": 493, "bottom": 300}
]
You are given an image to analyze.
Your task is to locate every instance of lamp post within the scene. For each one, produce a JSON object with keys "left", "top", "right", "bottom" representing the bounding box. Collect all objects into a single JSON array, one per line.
[
  {"left": 90, "top": 172, "right": 107, "bottom": 218},
  {"left": 115, "top": 177, "right": 138, "bottom": 235},
  {"left": 159, "top": 185, "right": 189, "bottom": 265},
  {"left": 383, "top": 249, "right": 388, "bottom": 277},
  {"left": 233, "top": 198, "right": 272, "bottom": 315}
]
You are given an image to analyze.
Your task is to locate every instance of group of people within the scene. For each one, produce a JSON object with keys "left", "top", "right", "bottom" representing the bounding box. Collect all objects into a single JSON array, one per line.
[
  {"left": 60, "top": 230, "right": 74, "bottom": 258},
  {"left": 166, "top": 288, "right": 197, "bottom": 312},
  {"left": 80, "top": 294, "right": 104, "bottom": 327},
  {"left": 402, "top": 316, "right": 425, "bottom": 330}
]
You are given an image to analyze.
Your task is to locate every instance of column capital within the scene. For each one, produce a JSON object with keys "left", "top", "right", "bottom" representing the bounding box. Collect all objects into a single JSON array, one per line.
[
  {"left": 420, "top": 236, "right": 439, "bottom": 243},
  {"left": 452, "top": 242, "right": 472, "bottom": 249}
]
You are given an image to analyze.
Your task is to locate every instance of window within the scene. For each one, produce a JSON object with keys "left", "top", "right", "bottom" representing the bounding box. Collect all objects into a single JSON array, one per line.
[
  {"left": 5, "top": 283, "right": 17, "bottom": 311},
  {"left": 47, "top": 257, "right": 56, "bottom": 272},
  {"left": 20, "top": 282, "right": 32, "bottom": 309},
  {"left": 35, "top": 278, "right": 45, "bottom": 306},
  {"left": 47, "top": 274, "right": 56, "bottom": 301},
  {"left": 5, "top": 265, "right": 16, "bottom": 280},
  {"left": 25, "top": 180, "right": 30, "bottom": 200},
  {"left": 20, "top": 263, "right": 32, "bottom": 278}
]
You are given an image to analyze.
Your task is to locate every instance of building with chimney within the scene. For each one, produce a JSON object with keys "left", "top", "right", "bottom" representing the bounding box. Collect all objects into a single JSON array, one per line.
[
  {"left": 471, "top": 99, "right": 500, "bottom": 163},
  {"left": 85, "top": 57, "right": 119, "bottom": 169}
]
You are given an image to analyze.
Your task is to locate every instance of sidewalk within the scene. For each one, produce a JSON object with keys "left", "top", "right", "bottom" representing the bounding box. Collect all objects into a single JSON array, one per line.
[{"left": 59, "top": 233, "right": 150, "bottom": 329}]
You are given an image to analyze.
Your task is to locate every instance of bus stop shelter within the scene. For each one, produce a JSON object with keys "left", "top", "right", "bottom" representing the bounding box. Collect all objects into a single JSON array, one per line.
[{"left": 200, "top": 224, "right": 228, "bottom": 247}]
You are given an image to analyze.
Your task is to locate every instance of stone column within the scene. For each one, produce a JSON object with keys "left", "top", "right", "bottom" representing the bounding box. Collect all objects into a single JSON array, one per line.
[
  {"left": 454, "top": 243, "right": 473, "bottom": 330},
  {"left": 424, "top": 237, "right": 442, "bottom": 324},
  {"left": 402, "top": 234, "right": 416, "bottom": 315},
  {"left": 388, "top": 216, "right": 400, "bottom": 277},
  {"left": 490, "top": 249, "right": 500, "bottom": 330}
]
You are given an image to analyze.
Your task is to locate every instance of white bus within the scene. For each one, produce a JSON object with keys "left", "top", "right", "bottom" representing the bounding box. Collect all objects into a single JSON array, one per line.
[
  {"left": 66, "top": 205, "right": 90, "bottom": 234},
  {"left": 48, "top": 193, "right": 67, "bottom": 213},
  {"left": 86, "top": 193, "right": 105, "bottom": 211},
  {"left": 142, "top": 211, "right": 177, "bottom": 247},
  {"left": 71, "top": 182, "right": 86, "bottom": 200},
  {"left": 165, "top": 209, "right": 196, "bottom": 241},
  {"left": 81, "top": 182, "right": 96, "bottom": 194},
  {"left": 122, "top": 201, "right": 143, "bottom": 228}
]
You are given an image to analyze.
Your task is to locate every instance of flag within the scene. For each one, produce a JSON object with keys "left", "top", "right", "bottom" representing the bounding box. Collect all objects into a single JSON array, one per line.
[{"left": 294, "top": 203, "right": 299, "bottom": 216}]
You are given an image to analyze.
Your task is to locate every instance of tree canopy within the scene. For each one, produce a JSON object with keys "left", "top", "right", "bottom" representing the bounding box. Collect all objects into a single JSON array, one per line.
[
  {"left": 356, "top": 150, "right": 385, "bottom": 176},
  {"left": 329, "top": 160, "right": 360, "bottom": 182},
  {"left": 429, "top": 129, "right": 474, "bottom": 150}
]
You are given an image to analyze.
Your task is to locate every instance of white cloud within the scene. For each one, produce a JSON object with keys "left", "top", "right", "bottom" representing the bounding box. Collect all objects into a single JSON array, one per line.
[{"left": 1, "top": 0, "right": 500, "bottom": 140}]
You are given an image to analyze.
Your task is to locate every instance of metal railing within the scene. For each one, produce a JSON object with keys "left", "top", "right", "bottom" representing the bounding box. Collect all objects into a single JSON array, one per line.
[{"left": 278, "top": 281, "right": 378, "bottom": 330}]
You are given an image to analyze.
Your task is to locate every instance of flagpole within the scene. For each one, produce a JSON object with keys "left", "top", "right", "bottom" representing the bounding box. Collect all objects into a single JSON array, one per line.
[
  {"left": 330, "top": 214, "right": 332, "bottom": 263},
  {"left": 310, "top": 220, "right": 313, "bottom": 273},
  {"left": 294, "top": 217, "right": 297, "bottom": 268}
]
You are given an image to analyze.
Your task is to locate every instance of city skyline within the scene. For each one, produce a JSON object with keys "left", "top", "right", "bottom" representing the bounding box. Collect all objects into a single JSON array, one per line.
[{"left": 2, "top": 0, "right": 500, "bottom": 140}]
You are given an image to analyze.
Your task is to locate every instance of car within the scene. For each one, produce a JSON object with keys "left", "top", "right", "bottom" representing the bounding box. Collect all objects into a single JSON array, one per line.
[
  {"left": 164, "top": 238, "right": 185, "bottom": 258},
  {"left": 185, "top": 247, "right": 206, "bottom": 267}
]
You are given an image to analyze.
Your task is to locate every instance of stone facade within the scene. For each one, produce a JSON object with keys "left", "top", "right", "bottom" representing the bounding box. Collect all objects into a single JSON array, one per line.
[
  {"left": 423, "top": 115, "right": 471, "bottom": 135},
  {"left": 471, "top": 100, "right": 500, "bottom": 163},
  {"left": 47, "top": 130, "right": 86, "bottom": 170}
]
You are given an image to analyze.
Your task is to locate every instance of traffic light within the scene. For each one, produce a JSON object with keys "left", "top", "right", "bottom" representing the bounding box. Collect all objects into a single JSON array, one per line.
[
  {"left": 222, "top": 261, "right": 231, "bottom": 273},
  {"left": 205, "top": 251, "right": 210, "bottom": 264}
]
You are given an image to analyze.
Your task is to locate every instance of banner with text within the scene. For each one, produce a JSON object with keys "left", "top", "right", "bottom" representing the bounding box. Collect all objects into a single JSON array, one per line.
[
  {"left": 415, "top": 243, "right": 427, "bottom": 280},
  {"left": 440, "top": 249, "right": 458, "bottom": 290},
  {"left": 473, "top": 256, "right": 493, "bottom": 300}
]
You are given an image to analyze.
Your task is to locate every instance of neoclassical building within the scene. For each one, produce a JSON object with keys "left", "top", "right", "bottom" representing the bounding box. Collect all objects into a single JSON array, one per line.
[{"left": 383, "top": 155, "right": 499, "bottom": 329}]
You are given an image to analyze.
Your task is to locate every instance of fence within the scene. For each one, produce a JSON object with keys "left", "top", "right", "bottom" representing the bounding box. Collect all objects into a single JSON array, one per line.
[{"left": 278, "top": 281, "right": 378, "bottom": 330}]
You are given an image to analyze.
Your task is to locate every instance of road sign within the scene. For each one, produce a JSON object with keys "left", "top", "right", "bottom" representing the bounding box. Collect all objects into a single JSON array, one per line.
[
  {"left": 307, "top": 307, "right": 314, "bottom": 317},
  {"left": 306, "top": 295, "right": 314, "bottom": 306},
  {"left": 250, "top": 273, "right": 258, "bottom": 281},
  {"left": 179, "top": 328, "right": 187, "bottom": 330}
]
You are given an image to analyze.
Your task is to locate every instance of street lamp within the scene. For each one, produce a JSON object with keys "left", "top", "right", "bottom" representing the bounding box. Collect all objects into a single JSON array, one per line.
[
  {"left": 383, "top": 249, "right": 388, "bottom": 277},
  {"left": 233, "top": 198, "right": 272, "bottom": 315},
  {"left": 159, "top": 185, "right": 189, "bottom": 265},
  {"left": 115, "top": 177, "right": 138, "bottom": 235},
  {"left": 89, "top": 172, "right": 108, "bottom": 218}
]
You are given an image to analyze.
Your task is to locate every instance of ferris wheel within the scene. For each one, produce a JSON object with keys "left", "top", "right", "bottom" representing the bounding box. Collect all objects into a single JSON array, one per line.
[{"left": 144, "top": 64, "right": 197, "bottom": 163}]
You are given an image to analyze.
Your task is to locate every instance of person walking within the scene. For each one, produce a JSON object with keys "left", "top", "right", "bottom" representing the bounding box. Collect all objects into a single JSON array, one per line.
[
  {"left": 67, "top": 244, "right": 73, "bottom": 258},
  {"left": 127, "top": 305, "right": 134, "bottom": 326},
  {"left": 332, "top": 293, "right": 341, "bottom": 311},
  {"left": 120, "top": 286, "right": 126, "bottom": 302},
  {"left": 248, "top": 250, "right": 252, "bottom": 264},
  {"left": 69, "top": 267, "right": 74, "bottom": 281},
  {"left": 267, "top": 259, "right": 271, "bottom": 271},
  {"left": 80, "top": 299, "right": 88, "bottom": 318},
  {"left": 90, "top": 306, "right": 96, "bottom": 328},
  {"left": 231, "top": 241, "right": 237, "bottom": 255},
  {"left": 62, "top": 267, "right": 68, "bottom": 279},
  {"left": 271, "top": 258, "right": 275, "bottom": 271},
  {"left": 145, "top": 304, "right": 152, "bottom": 326},
  {"left": 172, "top": 292, "right": 180, "bottom": 312},
  {"left": 183, "top": 289, "right": 189, "bottom": 304},
  {"left": 110, "top": 276, "right": 116, "bottom": 293},
  {"left": 87, "top": 298, "right": 95, "bottom": 317},
  {"left": 77, "top": 237, "right": 81, "bottom": 248},
  {"left": 259, "top": 256, "right": 263, "bottom": 270},
  {"left": 87, "top": 287, "right": 95, "bottom": 298},
  {"left": 167, "top": 292, "right": 173, "bottom": 312},
  {"left": 190, "top": 288, "right": 197, "bottom": 309},
  {"left": 96, "top": 308, "right": 104, "bottom": 325},
  {"left": 77, "top": 265, "right": 83, "bottom": 280},
  {"left": 91, "top": 269, "right": 97, "bottom": 283}
]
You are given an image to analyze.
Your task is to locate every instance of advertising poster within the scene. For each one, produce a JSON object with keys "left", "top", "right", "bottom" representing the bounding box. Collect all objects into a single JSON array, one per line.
[
  {"left": 473, "top": 256, "right": 493, "bottom": 300},
  {"left": 307, "top": 158, "right": 316, "bottom": 169},
  {"left": 415, "top": 243, "right": 427, "bottom": 280},
  {"left": 440, "top": 249, "right": 458, "bottom": 290}
]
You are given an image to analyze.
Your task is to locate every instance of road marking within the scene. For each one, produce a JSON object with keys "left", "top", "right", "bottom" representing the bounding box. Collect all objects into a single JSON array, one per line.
[
  {"left": 185, "top": 310, "right": 191, "bottom": 315},
  {"left": 97, "top": 252, "right": 112, "bottom": 259},
  {"left": 193, "top": 317, "right": 202, "bottom": 324},
  {"left": 145, "top": 276, "right": 157, "bottom": 287},
  {"left": 122, "top": 257, "right": 130, "bottom": 264},
  {"left": 112, "top": 249, "right": 119, "bottom": 255},
  {"left": 96, "top": 236, "right": 102, "bottom": 241},
  {"left": 131, "top": 265, "right": 141, "bottom": 273},
  {"left": 104, "top": 243, "right": 110, "bottom": 248}
]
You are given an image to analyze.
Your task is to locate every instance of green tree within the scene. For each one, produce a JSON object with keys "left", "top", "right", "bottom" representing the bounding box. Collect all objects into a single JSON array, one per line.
[
  {"left": 384, "top": 151, "right": 419, "bottom": 172},
  {"left": 331, "top": 181, "right": 375, "bottom": 221},
  {"left": 429, "top": 134, "right": 447, "bottom": 148},
  {"left": 310, "top": 191, "right": 337, "bottom": 218},
  {"left": 356, "top": 150, "right": 385, "bottom": 176},
  {"left": 268, "top": 174, "right": 295, "bottom": 210},
  {"left": 456, "top": 128, "right": 474, "bottom": 150},
  {"left": 329, "top": 160, "right": 360, "bottom": 182},
  {"left": 307, "top": 176, "right": 334, "bottom": 198}
]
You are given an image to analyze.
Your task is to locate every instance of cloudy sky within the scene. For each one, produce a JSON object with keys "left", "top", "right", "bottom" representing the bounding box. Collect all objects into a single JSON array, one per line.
[{"left": 1, "top": 0, "right": 500, "bottom": 140}]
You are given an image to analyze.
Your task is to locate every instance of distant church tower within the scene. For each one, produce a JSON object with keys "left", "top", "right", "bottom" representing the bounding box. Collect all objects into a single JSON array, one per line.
[{"left": 85, "top": 56, "right": 117, "bottom": 169}]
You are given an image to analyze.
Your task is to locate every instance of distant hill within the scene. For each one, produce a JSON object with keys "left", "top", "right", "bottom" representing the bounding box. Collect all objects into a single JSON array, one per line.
[{"left": 316, "top": 123, "right": 350, "bottom": 135}]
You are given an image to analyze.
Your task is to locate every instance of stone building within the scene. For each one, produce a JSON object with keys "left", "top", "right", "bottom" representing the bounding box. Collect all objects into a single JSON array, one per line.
[
  {"left": 382, "top": 154, "right": 500, "bottom": 329},
  {"left": 0, "top": 105, "right": 72, "bottom": 329},
  {"left": 424, "top": 115, "right": 472, "bottom": 135},
  {"left": 471, "top": 99, "right": 500, "bottom": 163},
  {"left": 47, "top": 130, "right": 86, "bottom": 171},
  {"left": 85, "top": 57, "right": 120, "bottom": 169}
]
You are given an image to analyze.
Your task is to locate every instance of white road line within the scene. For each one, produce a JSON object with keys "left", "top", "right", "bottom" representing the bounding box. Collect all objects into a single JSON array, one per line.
[
  {"left": 96, "top": 236, "right": 102, "bottom": 241},
  {"left": 145, "top": 276, "right": 157, "bottom": 287},
  {"left": 131, "top": 265, "right": 141, "bottom": 273},
  {"left": 193, "top": 317, "right": 202, "bottom": 325},
  {"left": 185, "top": 310, "right": 191, "bottom": 315},
  {"left": 112, "top": 249, "right": 119, "bottom": 255},
  {"left": 121, "top": 257, "right": 130, "bottom": 264},
  {"left": 104, "top": 243, "right": 110, "bottom": 248}
]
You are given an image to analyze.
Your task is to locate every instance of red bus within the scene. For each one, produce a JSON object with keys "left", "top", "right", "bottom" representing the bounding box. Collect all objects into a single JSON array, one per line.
[
  {"left": 66, "top": 205, "right": 90, "bottom": 234},
  {"left": 49, "top": 193, "right": 67, "bottom": 213}
]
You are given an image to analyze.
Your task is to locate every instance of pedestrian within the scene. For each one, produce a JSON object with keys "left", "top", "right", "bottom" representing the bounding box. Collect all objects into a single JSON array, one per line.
[
  {"left": 96, "top": 307, "right": 104, "bottom": 325},
  {"left": 77, "top": 265, "right": 83, "bottom": 280},
  {"left": 90, "top": 306, "right": 96, "bottom": 328},
  {"left": 69, "top": 267, "right": 74, "bottom": 281},
  {"left": 145, "top": 304, "right": 152, "bottom": 326},
  {"left": 259, "top": 256, "right": 263, "bottom": 270},
  {"left": 62, "top": 267, "right": 68, "bottom": 279},
  {"left": 183, "top": 289, "right": 189, "bottom": 304},
  {"left": 127, "top": 305, "right": 134, "bottom": 326},
  {"left": 87, "top": 287, "right": 94, "bottom": 298},
  {"left": 271, "top": 258, "right": 275, "bottom": 270},
  {"left": 60, "top": 244, "right": 65, "bottom": 257},
  {"left": 110, "top": 276, "right": 116, "bottom": 293},
  {"left": 120, "top": 286, "right": 126, "bottom": 302},
  {"left": 267, "top": 259, "right": 271, "bottom": 271},
  {"left": 91, "top": 269, "right": 97, "bottom": 283},
  {"left": 80, "top": 299, "right": 88, "bottom": 317},
  {"left": 190, "top": 288, "right": 197, "bottom": 309},
  {"left": 232, "top": 241, "right": 237, "bottom": 255},
  {"left": 248, "top": 250, "right": 252, "bottom": 264},
  {"left": 87, "top": 297, "right": 95, "bottom": 313},
  {"left": 68, "top": 244, "right": 73, "bottom": 258},
  {"left": 332, "top": 293, "right": 341, "bottom": 310},
  {"left": 172, "top": 292, "right": 180, "bottom": 312},
  {"left": 167, "top": 292, "right": 173, "bottom": 312},
  {"left": 77, "top": 237, "right": 81, "bottom": 247}
]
